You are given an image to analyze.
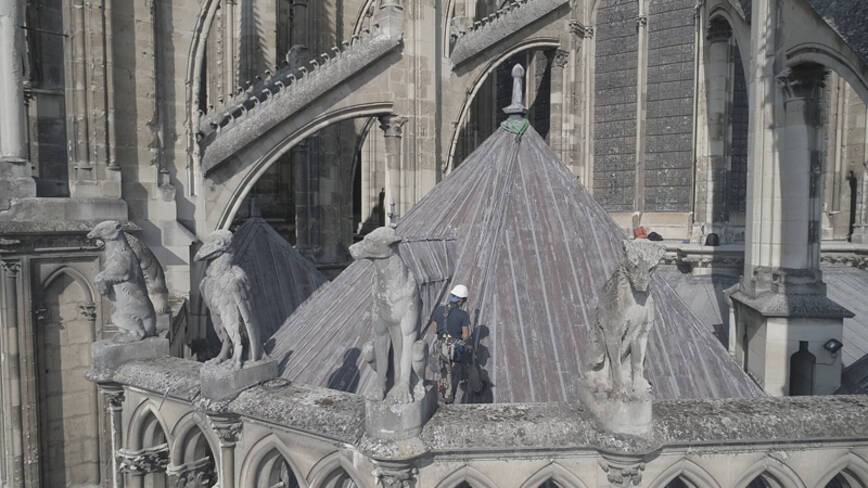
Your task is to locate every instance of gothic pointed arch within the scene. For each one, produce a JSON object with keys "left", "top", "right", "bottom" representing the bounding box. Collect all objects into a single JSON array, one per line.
[
  {"left": 208, "top": 102, "right": 395, "bottom": 232},
  {"left": 239, "top": 433, "right": 306, "bottom": 488},
  {"left": 785, "top": 44, "right": 868, "bottom": 105},
  {"left": 735, "top": 457, "right": 807, "bottom": 488},
  {"left": 41, "top": 266, "right": 95, "bottom": 305},
  {"left": 519, "top": 462, "right": 589, "bottom": 488},
  {"left": 815, "top": 453, "right": 868, "bottom": 488},
  {"left": 648, "top": 458, "right": 722, "bottom": 488},
  {"left": 435, "top": 464, "right": 498, "bottom": 488},
  {"left": 126, "top": 400, "right": 171, "bottom": 450},
  {"left": 168, "top": 413, "right": 218, "bottom": 487},
  {"left": 307, "top": 450, "right": 364, "bottom": 488}
]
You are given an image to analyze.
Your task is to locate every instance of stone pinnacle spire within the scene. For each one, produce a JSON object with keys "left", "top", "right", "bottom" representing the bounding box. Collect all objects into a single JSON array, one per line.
[{"left": 503, "top": 64, "right": 527, "bottom": 117}]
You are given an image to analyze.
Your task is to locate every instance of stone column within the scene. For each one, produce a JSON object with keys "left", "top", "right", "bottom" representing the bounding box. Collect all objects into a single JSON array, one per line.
[
  {"left": 209, "top": 414, "right": 241, "bottom": 488},
  {"left": 0, "top": 0, "right": 35, "bottom": 208},
  {"left": 379, "top": 115, "right": 407, "bottom": 225},
  {"left": 550, "top": 49, "right": 570, "bottom": 165},
  {"left": 699, "top": 19, "right": 734, "bottom": 238},
  {"left": 775, "top": 64, "right": 826, "bottom": 273},
  {"left": 731, "top": 58, "right": 852, "bottom": 396},
  {"left": 0, "top": 260, "right": 23, "bottom": 488},
  {"left": 102, "top": 385, "right": 125, "bottom": 488},
  {"left": 290, "top": 0, "right": 308, "bottom": 47},
  {"left": 852, "top": 105, "right": 868, "bottom": 244},
  {"left": 292, "top": 140, "right": 315, "bottom": 257}
]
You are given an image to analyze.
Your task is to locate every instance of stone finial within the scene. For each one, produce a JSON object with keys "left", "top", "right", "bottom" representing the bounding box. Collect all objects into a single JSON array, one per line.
[
  {"left": 503, "top": 64, "right": 527, "bottom": 116},
  {"left": 88, "top": 220, "right": 158, "bottom": 341},
  {"left": 580, "top": 239, "right": 666, "bottom": 436},
  {"left": 195, "top": 230, "right": 265, "bottom": 369}
]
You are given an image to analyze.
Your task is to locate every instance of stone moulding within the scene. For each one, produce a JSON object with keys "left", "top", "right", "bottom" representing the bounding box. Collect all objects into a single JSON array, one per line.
[
  {"left": 450, "top": 0, "right": 569, "bottom": 67},
  {"left": 200, "top": 28, "right": 404, "bottom": 174}
]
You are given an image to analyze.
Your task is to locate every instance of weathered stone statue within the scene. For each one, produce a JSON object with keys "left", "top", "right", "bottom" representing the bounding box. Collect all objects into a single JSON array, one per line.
[
  {"left": 88, "top": 220, "right": 157, "bottom": 341},
  {"left": 125, "top": 233, "right": 170, "bottom": 314},
  {"left": 350, "top": 226, "right": 423, "bottom": 403},
  {"left": 581, "top": 238, "right": 666, "bottom": 435},
  {"left": 195, "top": 229, "right": 263, "bottom": 369}
]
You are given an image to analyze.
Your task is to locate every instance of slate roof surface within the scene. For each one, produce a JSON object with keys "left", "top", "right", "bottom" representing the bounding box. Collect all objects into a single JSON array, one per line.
[
  {"left": 231, "top": 217, "right": 328, "bottom": 342},
  {"left": 268, "top": 119, "right": 763, "bottom": 402}
]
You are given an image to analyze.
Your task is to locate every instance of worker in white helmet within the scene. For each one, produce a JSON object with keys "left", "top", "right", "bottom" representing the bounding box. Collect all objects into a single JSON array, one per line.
[{"left": 430, "top": 284, "right": 471, "bottom": 403}]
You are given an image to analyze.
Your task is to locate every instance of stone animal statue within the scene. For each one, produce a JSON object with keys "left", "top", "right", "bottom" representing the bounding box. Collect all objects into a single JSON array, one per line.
[
  {"left": 88, "top": 220, "right": 157, "bottom": 340},
  {"left": 195, "top": 230, "right": 263, "bottom": 369},
  {"left": 586, "top": 239, "right": 667, "bottom": 399},
  {"left": 125, "top": 233, "right": 170, "bottom": 314},
  {"left": 350, "top": 226, "right": 423, "bottom": 403}
]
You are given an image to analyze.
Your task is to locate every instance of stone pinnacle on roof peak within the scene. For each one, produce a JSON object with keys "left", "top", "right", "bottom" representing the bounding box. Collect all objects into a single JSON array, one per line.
[{"left": 503, "top": 64, "right": 527, "bottom": 117}]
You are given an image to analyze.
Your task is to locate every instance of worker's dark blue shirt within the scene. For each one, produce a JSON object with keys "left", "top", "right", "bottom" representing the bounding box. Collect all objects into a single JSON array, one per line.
[{"left": 432, "top": 304, "right": 470, "bottom": 339}]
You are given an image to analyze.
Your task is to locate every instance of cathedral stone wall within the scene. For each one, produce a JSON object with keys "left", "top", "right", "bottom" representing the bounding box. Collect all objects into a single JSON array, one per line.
[
  {"left": 593, "top": 0, "right": 639, "bottom": 212},
  {"left": 644, "top": 0, "right": 696, "bottom": 213}
]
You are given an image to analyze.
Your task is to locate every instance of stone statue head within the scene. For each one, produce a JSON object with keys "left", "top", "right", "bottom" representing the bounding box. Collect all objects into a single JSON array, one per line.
[
  {"left": 195, "top": 230, "right": 233, "bottom": 262},
  {"left": 622, "top": 239, "right": 666, "bottom": 293},
  {"left": 87, "top": 220, "right": 124, "bottom": 241},
  {"left": 349, "top": 226, "right": 402, "bottom": 261}
]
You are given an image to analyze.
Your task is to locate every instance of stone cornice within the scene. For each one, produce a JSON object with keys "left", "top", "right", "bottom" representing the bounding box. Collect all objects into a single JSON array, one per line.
[{"left": 450, "top": 0, "right": 570, "bottom": 67}]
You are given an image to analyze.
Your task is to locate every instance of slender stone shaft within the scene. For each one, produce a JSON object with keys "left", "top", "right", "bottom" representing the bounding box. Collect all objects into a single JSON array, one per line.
[{"left": 0, "top": 0, "right": 25, "bottom": 163}]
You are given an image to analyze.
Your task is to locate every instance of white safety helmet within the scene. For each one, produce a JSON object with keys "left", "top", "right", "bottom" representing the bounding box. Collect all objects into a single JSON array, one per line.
[{"left": 450, "top": 284, "right": 469, "bottom": 299}]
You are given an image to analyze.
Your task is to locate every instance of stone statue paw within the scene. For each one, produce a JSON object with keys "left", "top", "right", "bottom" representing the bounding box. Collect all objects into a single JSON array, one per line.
[{"left": 386, "top": 383, "right": 413, "bottom": 404}]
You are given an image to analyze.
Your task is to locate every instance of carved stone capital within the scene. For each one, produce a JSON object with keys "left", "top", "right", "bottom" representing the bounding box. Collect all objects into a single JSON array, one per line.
[
  {"left": 117, "top": 444, "right": 169, "bottom": 474},
  {"left": 1, "top": 260, "right": 21, "bottom": 277},
  {"left": 208, "top": 413, "right": 242, "bottom": 446},
  {"left": 569, "top": 21, "right": 593, "bottom": 39},
  {"left": 374, "top": 465, "right": 418, "bottom": 488},
  {"left": 79, "top": 304, "right": 97, "bottom": 321},
  {"left": 599, "top": 453, "right": 646, "bottom": 487},
  {"left": 102, "top": 385, "right": 125, "bottom": 408},
  {"left": 553, "top": 48, "right": 570, "bottom": 68},
  {"left": 776, "top": 64, "right": 827, "bottom": 101},
  {"left": 379, "top": 115, "right": 408, "bottom": 138},
  {"left": 167, "top": 457, "right": 217, "bottom": 488},
  {"left": 636, "top": 15, "right": 648, "bottom": 29}
]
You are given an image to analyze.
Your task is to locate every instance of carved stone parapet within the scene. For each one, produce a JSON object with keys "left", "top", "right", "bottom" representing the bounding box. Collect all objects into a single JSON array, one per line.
[
  {"left": 776, "top": 64, "right": 827, "bottom": 102},
  {"left": 117, "top": 444, "right": 169, "bottom": 474},
  {"left": 379, "top": 114, "right": 408, "bottom": 138},
  {"left": 569, "top": 21, "right": 593, "bottom": 39}
]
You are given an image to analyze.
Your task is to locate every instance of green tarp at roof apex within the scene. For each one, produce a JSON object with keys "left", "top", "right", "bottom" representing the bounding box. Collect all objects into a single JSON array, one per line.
[{"left": 500, "top": 117, "right": 529, "bottom": 135}]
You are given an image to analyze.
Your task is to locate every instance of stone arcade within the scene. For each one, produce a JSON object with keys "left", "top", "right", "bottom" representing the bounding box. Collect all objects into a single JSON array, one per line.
[{"left": 2, "top": 0, "right": 868, "bottom": 487}]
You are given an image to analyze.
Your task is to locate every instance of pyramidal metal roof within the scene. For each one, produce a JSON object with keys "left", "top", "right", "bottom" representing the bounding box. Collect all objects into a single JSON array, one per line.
[
  {"left": 268, "top": 118, "right": 763, "bottom": 402},
  {"left": 230, "top": 217, "right": 328, "bottom": 342}
]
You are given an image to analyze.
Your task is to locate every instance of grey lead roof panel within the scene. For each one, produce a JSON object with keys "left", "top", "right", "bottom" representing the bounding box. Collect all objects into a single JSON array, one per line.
[{"left": 269, "top": 121, "right": 763, "bottom": 402}]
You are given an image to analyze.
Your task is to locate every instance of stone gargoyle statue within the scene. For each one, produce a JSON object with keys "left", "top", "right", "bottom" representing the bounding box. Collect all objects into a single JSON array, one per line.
[
  {"left": 125, "top": 233, "right": 170, "bottom": 314},
  {"left": 195, "top": 229, "right": 263, "bottom": 369},
  {"left": 88, "top": 220, "right": 157, "bottom": 341},
  {"left": 350, "top": 226, "right": 424, "bottom": 404},
  {"left": 585, "top": 239, "right": 667, "bottom": 400}
]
